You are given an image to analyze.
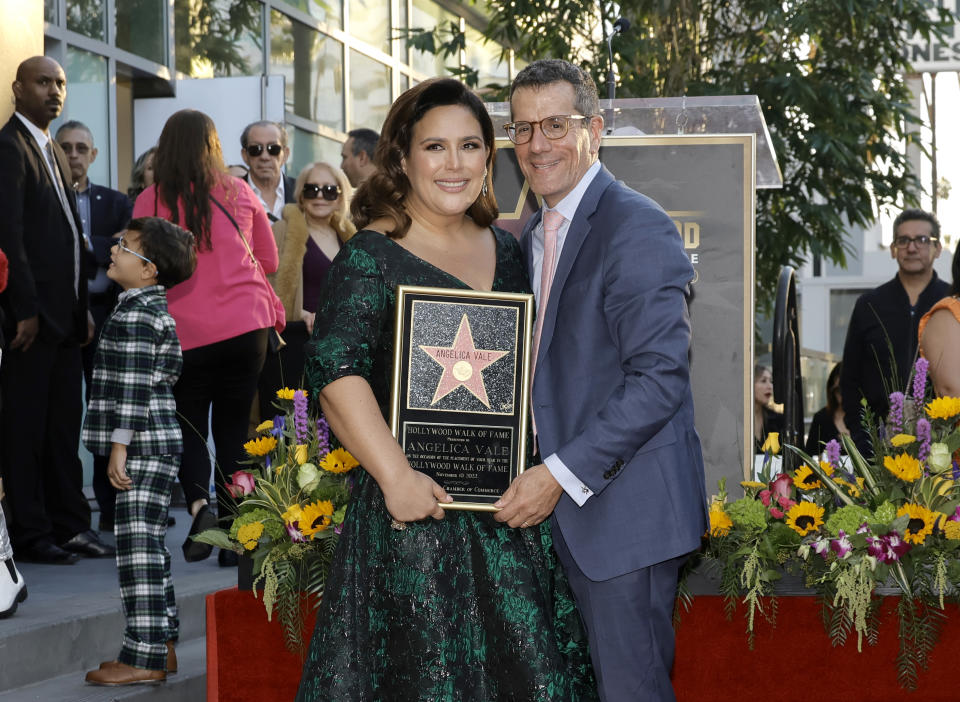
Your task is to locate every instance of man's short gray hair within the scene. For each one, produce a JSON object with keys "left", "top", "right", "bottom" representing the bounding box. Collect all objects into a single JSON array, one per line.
[
  {"left": 55, "top": 119, "right": 94, "bottom": 144},
  {"left": 240, "top": 120, "right": 287, "bottom": 149},
  {"left": 509, "top": 59, "right": 600, "bottom": 118}
]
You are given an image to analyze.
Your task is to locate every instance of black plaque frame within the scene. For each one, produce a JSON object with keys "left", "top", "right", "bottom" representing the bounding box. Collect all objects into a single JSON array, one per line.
[{"left": 390, "top": 285, "right": 534, "bottom": 511}]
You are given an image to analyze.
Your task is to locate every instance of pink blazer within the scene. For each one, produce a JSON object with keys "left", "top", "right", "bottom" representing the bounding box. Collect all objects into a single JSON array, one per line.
[{"left": 133, "top": 178, "right": 281, "bottom": 351}]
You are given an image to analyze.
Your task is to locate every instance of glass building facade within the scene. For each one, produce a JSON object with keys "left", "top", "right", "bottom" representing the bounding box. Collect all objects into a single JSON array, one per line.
[{"left": 43, "top": 0, "right": 515, "bottom": 191}]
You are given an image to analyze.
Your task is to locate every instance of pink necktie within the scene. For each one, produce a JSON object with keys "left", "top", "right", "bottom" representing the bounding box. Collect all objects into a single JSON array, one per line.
[{"left": 531, "top": 209, "right": 565, "bottom": 443}]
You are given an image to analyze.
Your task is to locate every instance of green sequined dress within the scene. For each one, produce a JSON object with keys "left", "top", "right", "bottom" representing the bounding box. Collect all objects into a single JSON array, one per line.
[{"left": 296, "top": 228, "right": 597, "bottom": 702}]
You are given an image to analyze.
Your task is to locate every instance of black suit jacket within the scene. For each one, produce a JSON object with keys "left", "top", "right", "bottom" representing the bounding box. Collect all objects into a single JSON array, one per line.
[
  {"left": 243, "top": 174, "right": 297, "bottom": 221},
  {"left": 0, "top": 115, "right": 88, "bottom": 344},
  {"left": 86, "top": 183, "right": 133, "bottom": 269}
]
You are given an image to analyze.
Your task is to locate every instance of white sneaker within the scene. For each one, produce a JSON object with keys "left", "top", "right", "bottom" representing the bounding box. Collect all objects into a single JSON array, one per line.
[{"left": 0, "top": 558, "right": 27, "bottom": 618}]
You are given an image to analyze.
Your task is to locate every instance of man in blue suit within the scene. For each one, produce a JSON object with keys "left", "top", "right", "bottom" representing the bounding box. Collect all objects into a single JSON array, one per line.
[
  {"left": 56, "top": 120, "right": 132, "bottom": 533},
  {"left": 494, "top": 59, "right": 708, "bottom": 702}
]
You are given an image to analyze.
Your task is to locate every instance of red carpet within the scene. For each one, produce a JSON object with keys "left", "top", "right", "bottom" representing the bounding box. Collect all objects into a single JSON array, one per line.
[{"left": 207, "top": 588, "right": 958, "bottom": 701}]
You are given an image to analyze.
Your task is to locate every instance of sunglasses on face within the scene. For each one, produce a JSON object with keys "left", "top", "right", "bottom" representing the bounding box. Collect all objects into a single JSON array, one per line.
[
  {"left": 245, "top": 143, "right": 283, "bottom": 157},
  {"left": 302, "top": 183, "right": 342, "bottom": 201}
]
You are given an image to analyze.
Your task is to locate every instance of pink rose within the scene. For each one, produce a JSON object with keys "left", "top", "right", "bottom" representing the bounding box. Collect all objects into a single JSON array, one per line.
[
  {"left": 759, "top": 490, "right": 772, "bottom": 506},
  {"left": 771, "top": 473, "right": 793, "bottom": 499},
  {"left": 777, "top": 495, "right": 795, "bottom": 509},
  {"left": 226, "top": 470, "right": 256, "bottom": 498},
  {"left": 769, "top": 507, "right": 784, "bottom": 519}
]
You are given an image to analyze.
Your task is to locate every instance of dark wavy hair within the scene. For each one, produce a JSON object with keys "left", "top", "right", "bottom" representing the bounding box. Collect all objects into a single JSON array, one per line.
[
  {"left": 153, "top": 110, "right": 229, "bottom": 251},
  {"left": 351, "top": 78, "right": 497, "bottom": 238},
  {"left": 127, "top": 217, "right": 198, "bottom": 288}
]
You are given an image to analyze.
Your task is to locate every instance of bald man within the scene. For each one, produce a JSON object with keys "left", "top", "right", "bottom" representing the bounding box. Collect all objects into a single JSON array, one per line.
[{"left": 0, "top": 56, "right": 113, "bottom": 563}]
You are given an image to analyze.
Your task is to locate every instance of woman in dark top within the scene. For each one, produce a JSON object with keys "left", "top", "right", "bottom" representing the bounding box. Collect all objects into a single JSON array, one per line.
[
  {"left": 295, "top": 78, "right": 595, "bottom": 701},
  {"left": 257, "top": 162, "right": 355, "bottom": 421},
  {"left": 754, "top": 365, "right": 784, "bottom": 453},
  {"left": 804, "top": 362, "right": 848, "bottom": 455}
]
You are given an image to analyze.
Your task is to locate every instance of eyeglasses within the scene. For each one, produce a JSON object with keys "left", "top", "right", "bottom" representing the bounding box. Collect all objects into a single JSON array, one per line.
[
  {"left": 117, "top": 236, "right": 155, "bottom": 267},
  {"left": 503, "top": 115, "right": 589, "bottom": 144},
  {"left": 245, "top": 143, "right": 283, "bottom": 157},
  {"left": 302, "top": 183, "right": 342, "bottom": 201},
  {"left": 893, "top": 235, "right": 939, "bottom": 248}
]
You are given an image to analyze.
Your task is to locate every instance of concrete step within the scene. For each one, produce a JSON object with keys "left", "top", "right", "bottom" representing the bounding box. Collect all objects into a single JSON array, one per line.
[
  {"left": 0, "top": 506, "right": 235, "bottom": 697},
  {"left": 0, "top": 635, "right": 206, "bottom": 702}
]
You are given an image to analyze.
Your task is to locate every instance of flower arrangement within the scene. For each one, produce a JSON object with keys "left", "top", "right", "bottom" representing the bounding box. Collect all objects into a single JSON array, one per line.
[
  {"left": 702, "top": 358, "right": 960, "bottom": 690},
  {"left": 193, "top": 387, "right": 357, "bottom": 653}
]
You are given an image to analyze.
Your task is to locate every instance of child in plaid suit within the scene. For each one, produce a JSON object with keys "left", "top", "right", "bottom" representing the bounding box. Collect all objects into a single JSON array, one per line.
[{"left": 82, "top": 217, "right": 196, "bottom": 686}]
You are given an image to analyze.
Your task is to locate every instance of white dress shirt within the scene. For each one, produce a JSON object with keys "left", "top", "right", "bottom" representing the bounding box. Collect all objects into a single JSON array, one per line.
[
  {"left": 250, "top": 175, "right": 286, "bottom": 221},
  {"left": 531, "top": 159, "right": 602, "bottom": 506}
]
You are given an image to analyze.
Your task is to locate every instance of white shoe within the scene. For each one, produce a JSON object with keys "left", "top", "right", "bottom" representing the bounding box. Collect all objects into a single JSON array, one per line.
[{"left": 0, "top": 558, "right": 27, "bottom": 618}]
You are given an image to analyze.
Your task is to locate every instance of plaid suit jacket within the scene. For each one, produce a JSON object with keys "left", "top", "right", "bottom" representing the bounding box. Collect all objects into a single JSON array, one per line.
[{"left": 82, "top": 285, "right": 183, "bottom": 457}]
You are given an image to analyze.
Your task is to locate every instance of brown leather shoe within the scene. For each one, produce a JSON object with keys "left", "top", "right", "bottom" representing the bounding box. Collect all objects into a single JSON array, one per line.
[
  {"left": 166, "top": 641, "right": 178, "bottom": 674},
  {"left": 85, "top": 661, "right": 165, "bottom": 686}
]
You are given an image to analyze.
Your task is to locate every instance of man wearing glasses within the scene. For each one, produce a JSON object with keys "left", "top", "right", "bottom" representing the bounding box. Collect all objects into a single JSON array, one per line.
[
  {"left": 493, "top": 59, "right": 706, "bottom": 702},
  {"left": 841, "top": 208, "right": 949, "bottom": 455},
  {"left": 239, "top": 120, "right": 295, "bottom": 222}
]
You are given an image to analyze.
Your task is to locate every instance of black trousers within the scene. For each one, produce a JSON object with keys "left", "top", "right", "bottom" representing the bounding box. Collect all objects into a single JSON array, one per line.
[
  {"left": 256, "top": 320, "right": 309, "bottom": 424},
  {"left": 1, "top": 337, "right": 91, "bottom": 548},
  {"left": 82, "top": 298, "right": 117, "bottom": 526},
  {"left": 174, "top": 328, "right": 268, "bottom": 517}
]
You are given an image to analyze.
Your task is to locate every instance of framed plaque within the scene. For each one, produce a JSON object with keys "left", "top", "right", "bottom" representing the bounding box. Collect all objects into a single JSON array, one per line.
[{"left": 390, "top": 285, "right": 534, "bottom": 511}]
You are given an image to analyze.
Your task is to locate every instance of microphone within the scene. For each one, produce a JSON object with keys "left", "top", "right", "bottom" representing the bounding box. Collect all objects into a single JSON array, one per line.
[{"left": 607, "top": 17, "right": 630, "bottom": 102}]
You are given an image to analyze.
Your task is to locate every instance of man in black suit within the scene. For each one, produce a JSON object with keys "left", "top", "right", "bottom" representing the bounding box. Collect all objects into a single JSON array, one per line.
[
  {"left": 0, "top": 56, "right": 114, "bottom": 563},
  {"left": 56, "top": 119, "right": 132, "bottom": 532},
  {"left": 240, "top": 120, "right": 295, "bottom": 222}
]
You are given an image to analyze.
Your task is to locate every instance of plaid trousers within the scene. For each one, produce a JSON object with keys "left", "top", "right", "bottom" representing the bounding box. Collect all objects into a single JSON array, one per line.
[{"left": 116, "top": 454, "right": 180, "bottom": 671}]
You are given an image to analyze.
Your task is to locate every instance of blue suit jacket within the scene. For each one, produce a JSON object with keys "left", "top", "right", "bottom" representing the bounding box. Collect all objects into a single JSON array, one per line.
[{"left": 523, "top": 165, "right": 708, "bottom": 581}]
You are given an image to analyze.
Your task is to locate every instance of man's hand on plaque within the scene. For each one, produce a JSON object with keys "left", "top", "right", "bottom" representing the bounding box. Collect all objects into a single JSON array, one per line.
[
  {"left": 382, "top": 469, "right": 452, "bottom": 524},
  {"left": 493, "top": 464, "right": 563, "bottom": 528}
]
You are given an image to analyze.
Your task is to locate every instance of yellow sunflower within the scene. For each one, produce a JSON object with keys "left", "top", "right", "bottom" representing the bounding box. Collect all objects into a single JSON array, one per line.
[
  {"left": 243, "top": 435, "right": 278, "bottom": 457},
  {"left": 320, "top": 448, "right": 359, "bottom": 474},
  {"left": 236, "top": 521, "right": 264, "bottom": 551},
  {"left": 834, "top": 476, "right": 863, "bottom": 498},
  {"left": 890, "top": 433, "right": 916, "bottom": 447},
  {"left": 883, "top": 453, "right": 923, "bottom": 482},
  {"left": 926, "top": 397, "right": 960, "bottom": 420},
  {"left": 300, "top": 499, "right": 335, "bottom": 538},
  {"left": 255, "top": 419, "right": 274, "bottom": 433},
  {"left": 942, "top": 520, "right": 960, "bottom": 541},
  {"left": 785, "top": 502, "right": 825, "bottom": 536},
  {"left": 708, "top": 502, "right": 733, "bottom": 537},
  {"left": 794, "top": 463, "right": 833, "bottom": 491},
  {"left": 897, "top": 503, "right": 939, "bottom": 545},
  {"left": 275, "top": 387, "right": 296, "bottom": 400},
  {"left": 740, "top": 480, "right": 766, "bottom": 490}
]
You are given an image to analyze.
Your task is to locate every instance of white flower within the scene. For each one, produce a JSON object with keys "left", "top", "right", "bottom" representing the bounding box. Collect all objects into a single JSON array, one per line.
[
  {"left": 928, "top": 442, "right": 952, "bottom": 472},
  {"left": 297, "top": 463, "right": 320, "bottom": 492}
]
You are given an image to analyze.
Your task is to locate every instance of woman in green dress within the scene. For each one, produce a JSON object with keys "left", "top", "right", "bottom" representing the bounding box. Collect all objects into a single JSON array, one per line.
[{"left": 295, "top": 79, "right": 597, "bottom": 701}]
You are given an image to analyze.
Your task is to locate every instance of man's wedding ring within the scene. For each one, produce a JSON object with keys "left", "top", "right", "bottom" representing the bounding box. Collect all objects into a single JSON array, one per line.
[
  {"left": 390, "top": 518, "right": 407, "bottom": 531},
  {"left": 521, "top": 521, "right": 529, "bottom": 528}
]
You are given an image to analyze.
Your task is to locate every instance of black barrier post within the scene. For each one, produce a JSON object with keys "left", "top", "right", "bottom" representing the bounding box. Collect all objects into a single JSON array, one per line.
[{"left": 773, "top": 266, "right": 804, "bottom": 472}]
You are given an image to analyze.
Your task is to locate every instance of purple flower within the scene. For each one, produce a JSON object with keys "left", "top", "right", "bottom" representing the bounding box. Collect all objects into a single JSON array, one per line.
[
  {"left": 293, "top": 390, "right": 309, "bottom": 444},
  {"left": 271, "top": 414, "right": 286, "bottom": 438},
  {"left": 825, "top": 439, "right": 841, "bottom": 466},
  {"left": 888, "top": 392, "right": 905, "bottom": 434},
  {"left": 953, "top": 461, "right": 960, "bottom": 481},
  {"left": 286, "top": 522, "right": 306, "bottom": 543},
  {"left": 913, "top": 357, "right": 929, "bottom": 406},
  {"left": 866, "top": 531, "right": 911, "bottom": 563},
  {"left": 831, "top": 530, "right": 853, "bottom": 559},
  {"left": 812, "top": 536, "right": 831, "bottom": 559},
  {"left": 949, "top": 506, "right": 960, "bottom": 523},
  {"left": 334, "top": 523, "right": 343, "bottom": 535},
  {"left": 916, "top": 418, "right": 931, "bottom": 463},
  {"left": 316, "top": 415, "right": 330, "bottom": 456},
  {"left": 856, "top": 522, "right": 871, "bottom": 534}
]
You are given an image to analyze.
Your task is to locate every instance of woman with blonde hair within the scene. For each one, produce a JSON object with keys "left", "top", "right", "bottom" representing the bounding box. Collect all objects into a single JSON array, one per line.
[{"left": 257, "top": 162, "right": 355, "bottom": 421}]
